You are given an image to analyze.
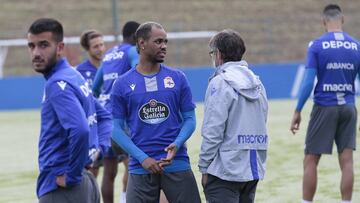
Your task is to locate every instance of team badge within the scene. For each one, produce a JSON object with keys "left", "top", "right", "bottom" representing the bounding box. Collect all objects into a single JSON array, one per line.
[
  {"left": 138, "top": 99, "right": 170, "bottom": 124},
  {"left": 164, "top": 76, "right": 175, "bottom": 88}
]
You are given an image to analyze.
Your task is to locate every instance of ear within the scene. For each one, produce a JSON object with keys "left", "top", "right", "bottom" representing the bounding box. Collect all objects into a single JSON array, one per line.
[
  {"left": 138, "top": 38, "right": 146, "bottom": 51},
  {"left": 57, "top": 42, "right": 65, "bottom": 57}
]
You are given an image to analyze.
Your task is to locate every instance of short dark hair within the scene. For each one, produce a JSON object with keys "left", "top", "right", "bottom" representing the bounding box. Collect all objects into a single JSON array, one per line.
[
  {"left": 323, "top": 4, "right": 342, "bottom": 20},
  {"left": 135, "top": 22, "right": 164, "bottom": 52},
  {"left": 122, "top": 21, "right": 140, "bottom": 39},
  {"left": 28, "top": 18, "right": 63, "bottom": 42},
  {"left": 209, "top": 29, "right": 246, "bottom": 62},
  {"left": 80, "top": 30, "right": 103, "bottom": 50}
]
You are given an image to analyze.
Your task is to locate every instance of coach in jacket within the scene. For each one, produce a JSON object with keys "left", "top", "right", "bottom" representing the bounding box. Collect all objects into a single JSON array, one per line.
[{"left": 198, "top": 29, "right": 269, "bottom": 203}]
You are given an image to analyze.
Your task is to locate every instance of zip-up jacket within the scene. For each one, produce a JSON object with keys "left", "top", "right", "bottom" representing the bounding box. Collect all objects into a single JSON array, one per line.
[{"left": 198, "top": 60, "right": 268, "bottom": 182}]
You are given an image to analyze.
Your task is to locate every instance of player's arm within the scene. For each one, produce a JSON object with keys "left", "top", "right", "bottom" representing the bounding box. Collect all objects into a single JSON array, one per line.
[
  {"left": 127, "top": 46, "right": 139, "bottom": 69},
  {"left": 290, "top": 68, "right": 316, "bottom": 135},
  {"left": 94, "top": 97, "right": 112, "bottom": 157},
  {"left": 198, "top": 80, "right": 232, "bottom": 174},
  {"left": 112, "top": 118, "right": 148, "bottom": 162},
  {"left": 174, "top": 110, "right": 196, "bottom": 148},
  {"left": 291, "top": 40, "right": 317, "bottom": 134},
  {"left": 295, "top": 68, "right": 316, "bottom": 112},
  {"left": 92, "top": 66, "right": 104, "bottom": 97},
  {"left": 48, "top": 82, "right": 89, "bottom": 187}
]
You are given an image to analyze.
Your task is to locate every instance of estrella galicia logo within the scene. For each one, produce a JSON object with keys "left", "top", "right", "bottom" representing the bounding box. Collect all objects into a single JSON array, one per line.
[{"left": 138, "top": 99, "right": 170, "bottom": 124}]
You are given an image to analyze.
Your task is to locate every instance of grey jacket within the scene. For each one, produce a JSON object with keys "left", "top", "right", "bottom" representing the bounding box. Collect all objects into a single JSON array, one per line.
[{"left": 198, "top": 60, "right": 268, "bottom": 182}]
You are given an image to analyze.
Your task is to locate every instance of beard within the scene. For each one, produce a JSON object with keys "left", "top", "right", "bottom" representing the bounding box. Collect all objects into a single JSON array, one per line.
[{"left": 33, "top": 52, "right": 58, "bottom": 74}]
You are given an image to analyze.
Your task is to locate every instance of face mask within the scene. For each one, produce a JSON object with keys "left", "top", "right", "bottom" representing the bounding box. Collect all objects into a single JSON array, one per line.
[{"left": 212, "top": 57, "right": 217, "bottom": 68}]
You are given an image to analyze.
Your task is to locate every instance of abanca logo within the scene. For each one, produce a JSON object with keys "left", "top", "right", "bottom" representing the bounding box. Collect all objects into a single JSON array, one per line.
[{"left": 138, "top": 99, "right": 170, "bottom": 124}]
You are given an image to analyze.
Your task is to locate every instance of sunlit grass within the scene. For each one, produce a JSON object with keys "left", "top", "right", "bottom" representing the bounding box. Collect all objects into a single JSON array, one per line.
[{"left": 0, "top": 100, "right": 359, "bottom": 202}]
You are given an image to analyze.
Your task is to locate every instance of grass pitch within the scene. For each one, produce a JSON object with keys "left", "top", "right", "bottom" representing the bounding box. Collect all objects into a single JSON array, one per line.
[{"left": 0, "top": 99, "right": 359, "bottom": 202}]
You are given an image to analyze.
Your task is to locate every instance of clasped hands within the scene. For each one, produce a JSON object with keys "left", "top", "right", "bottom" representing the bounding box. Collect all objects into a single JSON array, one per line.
[{"left": 141, "top": 143, "right": 177, "bottom": 174}]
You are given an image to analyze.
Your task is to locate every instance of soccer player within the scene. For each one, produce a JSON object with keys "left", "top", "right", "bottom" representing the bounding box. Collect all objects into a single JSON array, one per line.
[
  {"left": 76, "top": 30, "right": 106, "bottom": 89},
  {"left": 110, "top": 21, "right": 201, "bottom": 203},
  {"left": 27, "top": 18, "right": 101, "bottom": 203},
  {"left": 76, "top": 29, "right": 106, "bottom": 177},
  {"left": 198, "top": 29, "right": 268, "bottom": 203},
  {"left": 92, "top": 21, "right": 140, "bottom": 203},
  {"left": 290, "top": 4, "right": 360, "bottom": 203}
]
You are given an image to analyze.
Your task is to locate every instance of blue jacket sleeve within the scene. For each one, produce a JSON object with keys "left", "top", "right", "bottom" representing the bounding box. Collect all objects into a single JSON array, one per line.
[
  {"left": 295, "top": 68, "right": 316, "bottom": 112},
  {"left": 127, "top": 46, "right": 139, "bottom": 69},
  {"left": 92, "top": 66, "right": 104, "bottom": 97},
  {"left": 173, "top": 110, "right": 196, "bottom": 149},
  {"left": 49, "top": 84, "right": 89, "bottom": 186},
  {"left": 112, "top": 118, "right": 148, "bottom": 163},
  {"left": 94, "top": 98, "right": 112, "bottom": 156}
]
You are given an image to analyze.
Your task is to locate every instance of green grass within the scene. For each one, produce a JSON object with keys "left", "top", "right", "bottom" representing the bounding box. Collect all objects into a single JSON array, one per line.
[{"left": 0, "top": 100, "right": 359, "bottom": 202}]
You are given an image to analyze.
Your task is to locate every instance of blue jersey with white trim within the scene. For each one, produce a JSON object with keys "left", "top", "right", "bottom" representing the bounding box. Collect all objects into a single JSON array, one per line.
[
  {"left": 306, "top": 32, "right": 360, "bottom": 106},
  {"left": 111, "top": 65, "right": 195, "bottom": 171},
  {"left": 76, "top": 59, "right": 97, "bottom": 88},
  {"left": 98, "top": 43, "right": 132, "bottom": 110},
  {"left": 37, "top": 58, "right": 101, "bottom": 197}
]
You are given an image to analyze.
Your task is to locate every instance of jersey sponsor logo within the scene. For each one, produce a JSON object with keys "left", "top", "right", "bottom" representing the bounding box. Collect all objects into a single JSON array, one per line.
[
  {"left": 323, "top": 83, "right": 353, "bottom": 92},
  {"left": 322, "top": 40, "right": 358, "bottom": 50},
  {"left": 57, "top": 81, "right": 67, "bottom": 90},
  {"left": 138, "top": 99, "right": 170, "bottom": 124},
  {"left": 238, "top": 134, "right": 268, "bottom": 145},
  {"left": 164, "top": 76, "right": 175, "bottom": 88},
  {"left": 103, "top": 50, "right": 124, "bottom": 62},
  {"left": 326, "top": 62, "right": 354, "bottom": 70},
  {"left": 103, "top": 72, "right": 118, "bottom": 81}
]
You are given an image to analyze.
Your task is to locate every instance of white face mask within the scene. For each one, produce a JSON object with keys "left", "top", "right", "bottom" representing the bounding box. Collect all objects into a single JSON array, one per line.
[
  {"left": 211, "top": 57, "right": 217, "bottom": 68},
  {"left": 209, "top": 49, "right": 218, "bottom": 68}
]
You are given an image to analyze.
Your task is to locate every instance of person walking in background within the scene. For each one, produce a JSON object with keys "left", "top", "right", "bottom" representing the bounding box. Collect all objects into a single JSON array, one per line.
[
  {"left": 290, "top": 4, "right": 360, "bottom": 203},
  {"left": 110, "top": 21, "right": 201, "bottom": 203},
  {"left": 27, "top": 18, "right": 101, "bottom": 203},
  {"left": 198, "top": 29, "right": 269, "bottom": 203},
  {"left": 92, "top": 21, "right": 140, "bottom": 203},
  {"left": 76, "top": 29, "right": 106, "bottom": 89}
]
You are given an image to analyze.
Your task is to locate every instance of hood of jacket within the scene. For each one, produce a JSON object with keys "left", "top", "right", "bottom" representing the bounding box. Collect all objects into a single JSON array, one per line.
[{"left": 215, "top": 60, "right": 262, "bottom": 101}]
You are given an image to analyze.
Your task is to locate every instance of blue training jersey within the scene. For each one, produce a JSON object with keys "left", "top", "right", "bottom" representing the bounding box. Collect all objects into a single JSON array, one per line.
[
  {"left": 111, "top": 65, "right": 196, "bottom": 171},
  {"left": 96, "top": 43, "right": 133, "bottom": 110},
  {"left": 307, "top": 32, "right": 360, "bottom": 106},
  {"left": 76, "top": 59, "right": 98, "bottom": 88},
  {"left": 37, "top": 58, "right": 102, "bottom": 197}
]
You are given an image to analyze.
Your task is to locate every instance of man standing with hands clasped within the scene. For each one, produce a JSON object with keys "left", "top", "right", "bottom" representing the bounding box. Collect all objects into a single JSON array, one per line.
[{"left": 110, "top": 21, "right": 201, "bottom": 203}]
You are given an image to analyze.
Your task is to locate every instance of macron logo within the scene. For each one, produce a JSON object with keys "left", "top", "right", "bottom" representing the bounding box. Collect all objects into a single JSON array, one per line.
[{"left": 57, "top": 81, "right": 67, "bottom": 90}]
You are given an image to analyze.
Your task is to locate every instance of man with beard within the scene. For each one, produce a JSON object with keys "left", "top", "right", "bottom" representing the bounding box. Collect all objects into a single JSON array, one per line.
[
  {"left": 76, "top": 30, "right": 106, "bottom": 89},
  {"left": 27, "top": 18, "right": 102, "bottom": 203},
  {"left": 110, "top": 21, "right": 201, "bottom": 203}
]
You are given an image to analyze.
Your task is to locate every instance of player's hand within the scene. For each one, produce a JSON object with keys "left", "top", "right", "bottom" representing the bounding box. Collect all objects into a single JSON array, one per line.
[
  {"left": 159, "top": 143, "right": 177, "bottom": 167},
  {"left": 201, "top": 173, "right": 208, "bottom": 188},
  {"left": 290, "top": 111, "right": 301, "bottom": 135},
  {"left": 56, "top": 175, "right": 66, "bottom": 187},
  {"left": 141, "top": 157, "right": 163, "bottom": 174}
]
